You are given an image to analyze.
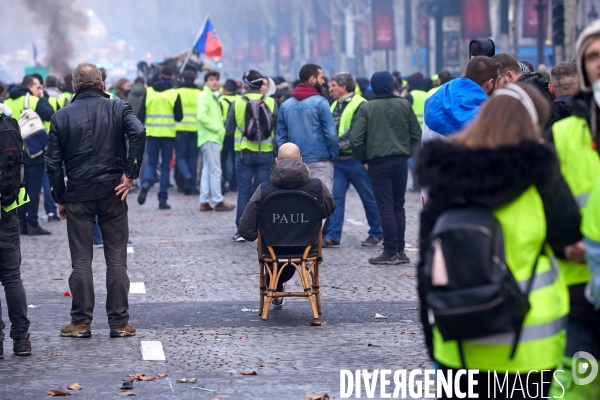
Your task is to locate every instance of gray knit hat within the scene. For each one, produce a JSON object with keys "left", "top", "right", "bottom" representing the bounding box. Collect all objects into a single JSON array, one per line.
[{"left": 576, "top": 19, "right": 600, "bottom": 92}]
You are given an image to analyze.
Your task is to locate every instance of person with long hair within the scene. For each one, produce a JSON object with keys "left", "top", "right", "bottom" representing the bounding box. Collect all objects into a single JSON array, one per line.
[{"left": 415, "top": 83, "right": 581, "bottom": 399}]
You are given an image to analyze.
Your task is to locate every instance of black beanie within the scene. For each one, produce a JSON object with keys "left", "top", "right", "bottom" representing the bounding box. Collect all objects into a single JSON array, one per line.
[{"left": 371, "top": 71, "right": 393, "bottom": 94}]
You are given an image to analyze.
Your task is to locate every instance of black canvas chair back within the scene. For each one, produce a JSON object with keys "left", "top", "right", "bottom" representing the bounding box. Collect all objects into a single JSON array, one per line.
[{"left": 257, "top": 190, "right": 323, "bottom": 251}]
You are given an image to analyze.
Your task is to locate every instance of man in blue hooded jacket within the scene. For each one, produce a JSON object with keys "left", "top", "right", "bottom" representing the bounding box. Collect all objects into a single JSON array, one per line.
[{"left": 423, "top": 56, "right": 499, "bottom": 142}]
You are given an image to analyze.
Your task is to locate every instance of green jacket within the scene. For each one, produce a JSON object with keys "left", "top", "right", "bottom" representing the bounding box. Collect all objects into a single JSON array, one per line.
[
  {"left": 197, "top": 85, "right": 225, "bottom": 148},
  {"left": 349, "top": 96, "right": 422, "bottom": 163}
]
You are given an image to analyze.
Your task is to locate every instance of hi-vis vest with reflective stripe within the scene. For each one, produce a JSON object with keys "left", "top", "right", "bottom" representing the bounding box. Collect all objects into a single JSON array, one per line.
[
  {"left": 45, "top": 96, "right": 60, "bottom": 132},
  {"left": 330, "top": 94, "right": 366, "bottom": 154},
  {"left": 234, "top": 93, "right": 275, "bottom": 152},
  {"left": 144, "top": 87, "right": 178, "bottom": 138},
  {"left": 553, "top": 116, "right": 600, "bottom": 286},
  {"left": 175, "top": 87, "right": 200, "bottom": 132},
  {"left": 219, "top": 94, "right": 241, "bottom": 122},
  {"left": 1, "top": 187, "right": 30, "bottom": 212},
  {"left": 583, "top": 176, "right": 600, "bottom": 242},
  {"left": 433, "top": 186, "right": 569, "bottom": 373},
  {"left": 4, "top": 95, "right": 40, "bottom": 123},
  {"left": 411, "top": 90, "right": 427, "bottom": 129}
]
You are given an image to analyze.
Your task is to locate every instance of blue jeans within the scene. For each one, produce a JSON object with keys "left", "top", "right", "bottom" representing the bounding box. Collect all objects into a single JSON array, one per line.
[
  {"left": 42, "top": 171, "right": 57, "bottom": 215},
  {"left": 175, "top": 131, "right": 199, "bottom": 189},
  {"left": 142, "top": 137, "right": 175, "bottom": 204},
  {"left": 200, "top": 142, "right": 224, "bottom": 204},
  {"left": 18, "top": 161, "right": 44, "bottom": 228},
  {"left": 93, "top": 216, "right": 103, "bottom": 245},
  {"left": 235, "top": 152, "right": 274, "bottom": 227},
  {"left": 325, "top": 158, "right": 382, "bottom": 243}
]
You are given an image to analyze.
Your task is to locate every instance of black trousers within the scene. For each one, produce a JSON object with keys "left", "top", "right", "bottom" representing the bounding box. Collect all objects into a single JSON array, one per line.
[
  {"left": 368, "top": 156, "right": 408, "bottom": 255},
  {"left": 0, "top": 210, "right": 30, "bottom": 341},
  {"left": 65, "top": 193, "right": 130, "bottom": 328},
  {"left": 18, "top": 161, "right": 45, "bottom": 229}
]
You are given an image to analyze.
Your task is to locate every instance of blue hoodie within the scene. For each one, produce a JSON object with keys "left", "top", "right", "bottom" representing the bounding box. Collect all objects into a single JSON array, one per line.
[{"left": 424, "top": 78, "right": 487, "bottom": 137}]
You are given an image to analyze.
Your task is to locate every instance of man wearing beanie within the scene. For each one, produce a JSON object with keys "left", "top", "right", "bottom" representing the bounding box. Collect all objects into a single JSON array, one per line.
[
  {"left": 549, "top": 20, "right": 600, "bottom": 397},
  {"left": 276, "top": 64, "right": 338, "bottom": 192},
  {"left": 350, "top": 71, "right": 421, "bottom": 265}
]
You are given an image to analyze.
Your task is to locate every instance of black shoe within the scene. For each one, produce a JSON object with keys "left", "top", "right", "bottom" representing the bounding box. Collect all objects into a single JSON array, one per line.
[
  {"left": 28, "top": 225, "right": 51, "bottom": 235},
  {"left": 13, "top": 333, "right": 31, "bottom": 356},
  {"left": 322, "top": 238, "right": 340, "bottom": 248},
  {"left": 183, "top": 177, "right": 194, "bottom": 195},
  {"left": 158, "top": 202, "right": 171, "bottom": 210},
  {"left": 396, "top": 251, "right": 411, "bottom": 264},
  {"left": 231, "top": 232, "right": 246, "bottom": 242},
  {"left": 137, "top": 186, "right": 149, "bottom": 205},
  {"left": 361, "top": 236, "right": 383, "bottom": 246},
  {"left": 47, "top": 213, "right": 61, "bottom": 222},
  {"left": 368, "top": 250, "right": 401, "bottom": 265},
  {"left": 19, "top": 226, "right": 27, "bottom": 235}
]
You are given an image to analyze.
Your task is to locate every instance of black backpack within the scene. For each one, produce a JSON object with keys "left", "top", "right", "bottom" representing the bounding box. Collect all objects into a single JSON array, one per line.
[
  {"left": 0, "top": 113, "right": 26, "bottom": 208},
  {"left": 242, "top": 97, "right": 273, "bottom": 143},
  {"left": 424, "top": 206, "right": 541, "bottom": 366}
]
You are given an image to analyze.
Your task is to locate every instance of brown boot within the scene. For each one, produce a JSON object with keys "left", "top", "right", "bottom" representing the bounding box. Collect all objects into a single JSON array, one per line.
[
  {"left": 214, "top": 201, "right": 235, "bottom": 212},
  {"left": 199, "top": 203, "right": 213, "bottom": 211},
  {"left": 60, "top": 323, "right": 92, "bottom": 338},
  {"left": 110, "top": 324, "right": 136, "bottom": 338}
]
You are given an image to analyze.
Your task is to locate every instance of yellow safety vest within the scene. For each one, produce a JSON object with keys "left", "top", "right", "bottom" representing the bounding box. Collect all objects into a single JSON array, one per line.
[
  {"left": 57, "top": 92, "right": 73, "bottom": 108},
  {"left": 434, "top": 186, "right": 569, "bottom": 373},
  {"left": 234, "top": 93, "right": 275, "bottom": 152},
  {"left": 3, "top": 95, "right": 40, "bottom": 122},
  {"left": 583, "top": 176, "right": 600, "bottom": 242},
  {"left": 427, "top": 87, "right": 440, "bottom": 98},
  {"left": 553, "top": 116, "right": 600, "bottom": 286},
  {"left": 219, "top": 94, "right": 241, "bottom": 122},
  {"left": 1, "top": 187, "right": 30, "bottom": 212},
  {"left": 330, "top": 94, "right": 366, "bottom": 154},
  {"left": 144, "top": 87, "right": 179, "bottom": 138},
  {"left": 176, "top": 87, "right": 200, "bottom": 132},
  {"left": 411, "top": 90, "right": 427, "bottom": 129}
]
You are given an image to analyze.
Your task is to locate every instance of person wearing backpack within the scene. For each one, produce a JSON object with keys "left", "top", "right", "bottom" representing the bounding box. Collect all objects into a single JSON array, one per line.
[
  {"left": 4, "top": 75, "right": 54, "bottom": 236},
  {"left": 0, "top": 103, "right": 32, "bottom": 357},
  {"left": 197, "top": 71, "right": 235, "bottom": 212},
  {"left": 415, "top": 83, "right": 581, "bottom": 398},
  {"left": 225, "top": 70, "right": 278, "bottom": 242},
  {"left": 175, "top": 71, "right": 201, "bottom": 196},
  {"left": 219, "top": 79, "right": 241, "bottom": 194}
]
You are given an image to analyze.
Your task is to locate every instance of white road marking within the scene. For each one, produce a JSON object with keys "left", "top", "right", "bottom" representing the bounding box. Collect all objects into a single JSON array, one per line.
[
  {"left": 129, "top": 282, "right": 146, "bottom": 294},
  {"left": 127, "top": 247, "right": 135, "bottom": 254},
  {"left": 141, "top": 341, "right": 166, "bottom": 361},
  {"left": 345, "top": 219, "right": 365, "bottom": 226}
]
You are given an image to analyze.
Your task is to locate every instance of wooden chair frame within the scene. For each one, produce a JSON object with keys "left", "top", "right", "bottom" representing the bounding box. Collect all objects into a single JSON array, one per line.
[{"left": 257, "top": 228, "right": 323, "bottom": 320}]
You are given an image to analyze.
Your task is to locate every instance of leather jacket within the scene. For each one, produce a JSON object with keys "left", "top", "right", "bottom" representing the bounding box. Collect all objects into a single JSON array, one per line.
[{"left": 46, "top": 89, "right": 146, "bottom": 204}]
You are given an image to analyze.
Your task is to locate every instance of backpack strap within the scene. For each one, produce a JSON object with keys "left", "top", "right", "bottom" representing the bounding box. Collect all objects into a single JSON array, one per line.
[{"left": 508, "top": 242, "right": 545, "bottom": 359}]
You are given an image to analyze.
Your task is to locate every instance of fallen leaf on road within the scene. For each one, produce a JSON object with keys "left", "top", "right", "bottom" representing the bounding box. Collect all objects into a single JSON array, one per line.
[
  {"left": 241, "top": 370, "right": 258, "bottom": 375},
  {"left": 375, "top": 313, "right": 388, "bottom": 319},
  {"left": 157, "top": 374, "right": 168, "bottom": 379},
  {"left": 305, "top": 394, "right": 330, "bottom": 400},
  {"left": 307, "top": 320, "right": 327, "bottom": 326},
  {"left": 49, "top": 353, "right": 61, "bottom": 357},
  {"left": 197, "top": 330, "right": 220, "bottom": 335},
  {"left": 127, "top": 374, "right": 156, "bottom": 381},
  {"left": 67, "top": 383, "right": 82, "bottom": 390},
  {"left": 47, "top": 390, "right": 71, "bottom": 396},
  {"left": 176, "top": 378, "right": 197, "bottom": 383},
  {"left": 118, "top": 392, "right": 137, "bottom": 397},
  {"left": 405, "top": 307, "right": 420, "bottom": 310}
]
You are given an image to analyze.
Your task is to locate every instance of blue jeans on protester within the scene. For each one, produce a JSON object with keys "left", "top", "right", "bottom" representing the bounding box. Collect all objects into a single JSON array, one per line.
[
  {"left": 175, "top": 131, "right": 199, "bottom": 190},
  {"left": 18, "top": 161, "right": 44, "bottom": 229},
  {"left": 142, "top": 137, "right": 175, "bottom": 204},
  {"left": 42, "top": 171, "right": 57, "bottom": 215},
  {"left": 235, "top": 151, "right": 274, "bottom": 227},
  {"left": 200, "top": 142, "right": 224, "bottom": 204},
  {"left": 325, "top": 158, "right": 383, "bottom": 243}
]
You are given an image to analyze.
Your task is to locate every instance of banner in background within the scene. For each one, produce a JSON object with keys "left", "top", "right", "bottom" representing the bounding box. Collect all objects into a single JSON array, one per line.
[
  {"left": 461, "top": 0, "right": 491, "bottom": 38},
  {"left": 522, "top": 0, "right": 548, "bottom": 38},
  {"left": 314, "top": 0, "right": 332, "bottom": 56},
  {"left": 277, "top": 2, "right": 293, "bottom": 63},
  {"left": 372, "top": 0, "right": 396, "bottom": 50}
]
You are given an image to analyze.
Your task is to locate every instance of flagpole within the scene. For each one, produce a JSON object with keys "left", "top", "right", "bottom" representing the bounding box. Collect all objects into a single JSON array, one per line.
[{"left": 180, "top": 13, "right": 210, "bottom": 74}]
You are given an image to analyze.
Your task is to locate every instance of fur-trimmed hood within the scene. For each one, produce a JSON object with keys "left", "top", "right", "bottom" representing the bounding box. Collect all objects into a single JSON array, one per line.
[{"left": 416, "top": 139, "right": 556, "bottom": 208}]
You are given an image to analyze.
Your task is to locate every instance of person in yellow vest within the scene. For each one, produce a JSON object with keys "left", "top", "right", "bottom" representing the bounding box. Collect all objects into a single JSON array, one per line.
[
  {"left": 197, "top": 70, "right": 235, "bottom": 212},
  {"left": 4, "top": 75, "right": 54, "bottom": 235},
  {"left": 136, "top": 66, "right": 183, "bottom": 210},
  {"left": 416, "top": 83, "right": 581, "bottom": 397},
  {"left": 219, "top": 79, "right": 241, "bottom": 194},
  {"left": 225, "top": 70, "right": 278, "bottom": 242},
  {"left": 0, "top": 104, "right": 32, "bottom": 357},
  {"left": 321, "top": 72, "right": 382, "bottom": 249},
  {"left": 57, "top": 74, "right": 74, "bottom": 108},
  {"left": 41, "top": 75, "right": 61, "bottom": 222},
  {"left": 427, "top": 69, "right": 452, "bottom": 98},
  {"left": 175, "top": 70, "right": 200, "bottom": 195},
  {"left": 549, "top": 20, "right": 600, "bottom": 398}
]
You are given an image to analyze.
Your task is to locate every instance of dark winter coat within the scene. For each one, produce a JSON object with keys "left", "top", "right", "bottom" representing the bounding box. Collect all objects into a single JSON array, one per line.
[
  {"left": 127, "top": 82, "right": 146, "bottom": 116},
  {"left": 414, "top": 139, "right": 581, "bottom": 358}
]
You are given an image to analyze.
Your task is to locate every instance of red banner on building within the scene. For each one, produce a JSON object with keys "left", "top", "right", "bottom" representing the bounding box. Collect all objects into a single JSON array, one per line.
[
  {"left": 460, "top": 0, "right": 491, "bottom": 38},
  {"left": 522, "top": 0, "right": 548, "bottom": 38},
  {"left": 314, "top": 0, "right": 332, "bottom": 55},
  {"left": 372, "top": 0, "right": 396, "bottom": 50},
  {"left": 277, "top": 2, "right": 293, "bottom": 63}
]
